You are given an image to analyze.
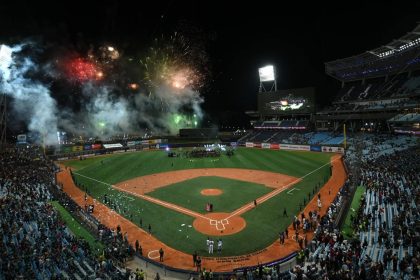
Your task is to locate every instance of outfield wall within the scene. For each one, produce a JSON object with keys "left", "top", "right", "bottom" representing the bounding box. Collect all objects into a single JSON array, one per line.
[
  {"left": 52, "top": 139, "right": 344, "bottom": 162},
  {"left": 242, "top": 142, "right": 345, "bottom": 153}
]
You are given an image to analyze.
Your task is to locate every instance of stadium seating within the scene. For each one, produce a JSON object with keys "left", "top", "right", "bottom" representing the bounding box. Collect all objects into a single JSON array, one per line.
[
  {"left": 0, "top": 148, "right": 130, "bottom": 280},
  {"left": 300, "top": 145, "right": 419, "bottom": 280}
]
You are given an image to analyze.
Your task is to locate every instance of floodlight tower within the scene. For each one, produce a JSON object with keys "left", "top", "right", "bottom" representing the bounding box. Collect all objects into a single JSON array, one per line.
[
  {"left": 258, "top": 65, "right": 277, "bottom": 92},
  {"left": 0, "top": 44, "right": 12, "bottom": 149},
  {"left": 0, "top": 90, "right": 5, "bottom": 149}
]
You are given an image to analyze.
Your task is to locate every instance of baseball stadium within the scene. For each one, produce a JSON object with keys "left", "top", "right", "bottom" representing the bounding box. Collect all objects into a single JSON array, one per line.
[{"left": 1, "top": 3, "right": 419, "bottom": 280}]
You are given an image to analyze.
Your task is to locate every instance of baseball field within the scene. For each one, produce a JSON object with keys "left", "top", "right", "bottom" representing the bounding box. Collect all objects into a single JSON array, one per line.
[
  {"left": 57, "top": 148, "right": 346, "bottom": 271},
  {"left": 59, "top": 147, "right": 346, "bottom": 271}
]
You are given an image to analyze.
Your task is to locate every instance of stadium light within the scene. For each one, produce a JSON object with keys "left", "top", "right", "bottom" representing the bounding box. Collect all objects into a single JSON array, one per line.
[
  {"left": 258, "top": 65, "right": 275, "bottom": 82},
  {"left": 0, "top": 44, "right": 13, "bottom": 66}
]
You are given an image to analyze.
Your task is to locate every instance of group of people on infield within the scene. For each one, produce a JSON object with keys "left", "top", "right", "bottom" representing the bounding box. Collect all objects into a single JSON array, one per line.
[{"left": 206, "top": 237, "right": 223, "bottom": 254}]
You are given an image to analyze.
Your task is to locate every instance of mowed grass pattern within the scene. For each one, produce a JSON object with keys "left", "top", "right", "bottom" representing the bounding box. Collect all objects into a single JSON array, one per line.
[
  {"left": 147, "top": 176, "right": 272, "bottom": 214},
  {"left": 66, "top": 148, "right": 331, "bottom": 183},
  {"left": 66, "top": 148, "right": 333, "bottom": 256}
]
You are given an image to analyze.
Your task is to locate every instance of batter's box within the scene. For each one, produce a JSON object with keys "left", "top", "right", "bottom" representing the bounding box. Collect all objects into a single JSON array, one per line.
[
  {"left": 220, "top": 219, "right": 229, "bottom": 225},
  {"left": 209, "top": 219, "right": 229, "bottom": 230}
]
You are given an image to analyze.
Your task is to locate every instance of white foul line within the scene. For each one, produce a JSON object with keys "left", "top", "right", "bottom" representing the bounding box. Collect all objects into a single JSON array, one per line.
[{"left": 225, "top": 157, "right": 338, "bottom": 220}]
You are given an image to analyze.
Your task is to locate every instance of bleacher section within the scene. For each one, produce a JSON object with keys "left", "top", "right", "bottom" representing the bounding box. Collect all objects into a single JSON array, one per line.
[
  {"left": 389, "top": 113, "right": 420, "bottom": 122},
  {"left": 345, "top": 134, "right": 418, "bottom": 164},
  {"left": 253, "top": 120, "right": 309, "bottom": 129},
  {"left": 239, "top": 130, "right": 345, "bottom": 146},
  {"left": 334, "top": 72, "right": 420, "bottom": 103},
  {"left": 301, "top": 142, "right": 419, "bottom": 280}
]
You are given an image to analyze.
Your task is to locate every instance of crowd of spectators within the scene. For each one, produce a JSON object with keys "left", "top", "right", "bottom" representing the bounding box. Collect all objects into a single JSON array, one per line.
[
  {"left": 345, "top": 134, "right": 417, "bottom": 164},
  {"left": 186, "top": 149, "right": 221, "bottom": 158},
  {"left": 284, "top": 145, "right": 419, "bottom": 279},
  {"left": 0, "top": 147, "right": 134, "bottom": 280}
]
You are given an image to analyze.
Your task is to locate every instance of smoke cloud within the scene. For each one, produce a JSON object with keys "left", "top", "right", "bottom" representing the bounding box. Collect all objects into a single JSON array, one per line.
[
  {"left": 0, "top": 44, "right": 59, "bottom": 144},
  {"left": 0, "top": 42, "right": 206, "bottom": 144}
]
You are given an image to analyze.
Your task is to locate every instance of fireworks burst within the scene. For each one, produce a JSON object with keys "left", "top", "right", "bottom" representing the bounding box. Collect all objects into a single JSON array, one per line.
[
  {"left": 128, "top": 83, "right": 139, "bottom": 90},
  {"left": 169, "top": 67, "right": 196, "bottom": 90},
  {"left": 60, "top": 45, "right": 122, "bottom": 83},
  {"left": 65, "top": 57, "right": 103, "bottom": 82},
  {"left": 140, "top": 32, "right": 207, "bottom": 92},
  {"left": 100, "top": 45, "right": 120, "bottom": 61}
]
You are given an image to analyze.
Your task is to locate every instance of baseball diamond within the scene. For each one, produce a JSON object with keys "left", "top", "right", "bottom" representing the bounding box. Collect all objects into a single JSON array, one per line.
[{"left": 59, "top": 147, "right": 346, "bottom": 272}]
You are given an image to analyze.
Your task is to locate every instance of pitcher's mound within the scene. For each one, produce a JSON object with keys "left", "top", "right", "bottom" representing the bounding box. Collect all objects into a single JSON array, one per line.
[
  {"left": 193, "top": 212, "right": 246, "bottom": 236},
  {"left": 201, "top": 188, "right": 223, "bottom": 196}
]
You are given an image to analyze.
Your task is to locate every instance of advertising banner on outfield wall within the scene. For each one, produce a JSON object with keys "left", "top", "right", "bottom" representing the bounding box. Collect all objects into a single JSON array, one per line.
[
  {"left": 83, "top": 145, "right": 91, "bottom": 150},
  {"left": 245, "top": 142, "right": 254, "bottom": 148},
  {"left": 279, "top": 144, "right": 310, "bottom": 151},
  {"left": 261, "top": 143, "right": 271, "bottom": 149},
  {"left": 62, "top": 146, "right": 72, "bottom": 153},
  {"left": 321, "top": 146, "right": 345, "bottom": 154},
  {"left": 127, "top": 141, "right": 136, "bottom": 146},
  {"left": 140, "top": 139, "right": 162, "bottom": 145},
  {"left": 72, "top": 145, "right": 83, "bottom": 152},
  {"left": 92, "top": 144, "right": 102, "bottom": 150},
  {"left": 103, "top": 143, "right": 123, "bottom": 149},
  {"left": 270, "top": 143, "right": 279, "bottom": 149},
  {"left": 310, "top": 145, "right": 322, "bottom": 152},
  {"left": 254, "top": 143, "right": 262, "bottom": 148}
]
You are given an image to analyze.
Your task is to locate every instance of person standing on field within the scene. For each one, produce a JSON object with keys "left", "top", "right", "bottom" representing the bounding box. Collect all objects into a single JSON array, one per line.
[
  {"left": 208, "top": 239, "right": 214, "bottom": 254},
  {"left": 217, "top": 239, "right": 223, "bottom": 253}
]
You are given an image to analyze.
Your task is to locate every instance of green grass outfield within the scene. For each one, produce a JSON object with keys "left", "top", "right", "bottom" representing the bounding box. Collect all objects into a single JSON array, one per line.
[
  {"left": 341, "top": 186, "right": 366, "bottom": 238},
  {"left": 51, "top": 201, "right": 104, "bottom": 255},
  {"left": 65, "top": 148, "right": 333, "bottom": 256}
]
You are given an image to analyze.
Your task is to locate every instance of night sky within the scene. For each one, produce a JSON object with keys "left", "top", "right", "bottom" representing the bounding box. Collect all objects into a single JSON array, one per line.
[{"left": 1, "top": 1, "right": 419, "bottom": 128}]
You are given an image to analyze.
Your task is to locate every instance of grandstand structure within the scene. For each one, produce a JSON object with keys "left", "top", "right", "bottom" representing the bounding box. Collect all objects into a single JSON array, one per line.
[
  {"left": 241, "top": 24, "right": 420, "bottom": 147},
  {"left": 318, "top": 23, "right": 420, "bottom": 134}
]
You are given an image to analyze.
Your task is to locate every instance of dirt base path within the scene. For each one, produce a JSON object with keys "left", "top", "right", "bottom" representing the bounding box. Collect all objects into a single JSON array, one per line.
[
  {"left": 114, "top": 168, "right": 298, "bottom": 193},
  {"left": 58, "top": 154, "right": 346, "bottom": 272}
]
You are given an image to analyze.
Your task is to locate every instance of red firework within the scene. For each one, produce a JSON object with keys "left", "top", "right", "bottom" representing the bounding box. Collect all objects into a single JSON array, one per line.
[{"left": 65, "top": 58, "right": 103, "bottom": 82}]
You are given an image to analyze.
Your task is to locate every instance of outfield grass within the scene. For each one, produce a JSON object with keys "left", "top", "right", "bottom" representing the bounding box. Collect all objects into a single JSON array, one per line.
[
  {"left": 51, "top": 201, "right": 104, "bottom": 255},
  {"left": 65, "top": 148, "right": 333, "bottom": 256},
  {"left": 341, "top": 186, "right": 365, "bottom": 238},
  {"left": 66, "top": 148, "right": 331, "bottom": 182},
  {"left": 148, "top": 176, "right": 272, "bottom": 214}
]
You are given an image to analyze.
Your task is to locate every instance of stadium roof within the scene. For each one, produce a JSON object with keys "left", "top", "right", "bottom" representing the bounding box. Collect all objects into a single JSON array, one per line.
[{"left": 325, "top": 23, "right": 420, "bottom": 82}]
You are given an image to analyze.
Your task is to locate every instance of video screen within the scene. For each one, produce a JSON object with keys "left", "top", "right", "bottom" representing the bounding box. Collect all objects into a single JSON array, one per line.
[{"left": 258, "top": 87, "right": 315, "bottom": 114}]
